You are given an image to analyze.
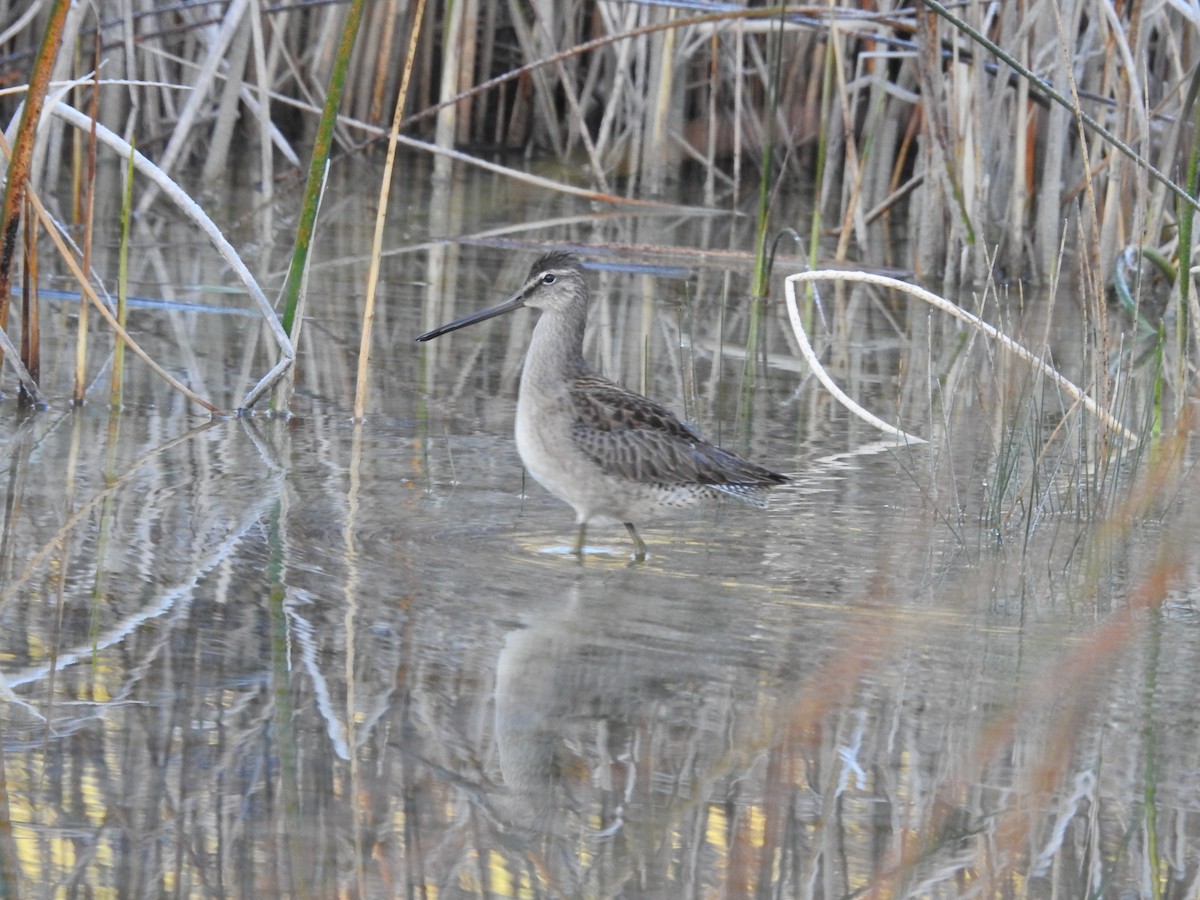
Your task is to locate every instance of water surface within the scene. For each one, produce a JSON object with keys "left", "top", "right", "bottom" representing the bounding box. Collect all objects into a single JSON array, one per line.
[{"left": 1, "top": 156, "right": 1197, "bottom": 897}]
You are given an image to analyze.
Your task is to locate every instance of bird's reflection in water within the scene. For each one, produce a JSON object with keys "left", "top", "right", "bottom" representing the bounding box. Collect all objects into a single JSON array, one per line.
[{"left": 485, "top": 571, "right": 767, "bottom": 886}]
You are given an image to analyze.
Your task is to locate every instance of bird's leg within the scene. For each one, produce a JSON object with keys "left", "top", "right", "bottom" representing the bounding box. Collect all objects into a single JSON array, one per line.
[
  {"left": 573, "top": 524, "right": 587, "bottom": 558},
  {"left": 624, "top": 523, "right": 647, "bottom": 562}
]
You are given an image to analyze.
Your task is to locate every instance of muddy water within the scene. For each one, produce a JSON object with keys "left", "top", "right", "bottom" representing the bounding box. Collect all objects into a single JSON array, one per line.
[{"left": 1, "top": 156, "right": 1197, "bottom": 897}]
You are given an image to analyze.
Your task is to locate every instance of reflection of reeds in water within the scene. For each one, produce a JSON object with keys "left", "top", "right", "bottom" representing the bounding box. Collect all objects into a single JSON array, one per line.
[{"left": 0, "top": 399, "right": 1195, "bottom": 895}]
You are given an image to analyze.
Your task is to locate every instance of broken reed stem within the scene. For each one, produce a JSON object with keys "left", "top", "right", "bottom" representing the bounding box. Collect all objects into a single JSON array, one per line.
[{"left": 2, "top": 130, "right": 219, "bottom": 412}]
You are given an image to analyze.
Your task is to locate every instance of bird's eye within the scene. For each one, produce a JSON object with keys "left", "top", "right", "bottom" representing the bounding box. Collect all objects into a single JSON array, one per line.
[{"left": 541, "top": 273, "right": 556, "bottom": 284}]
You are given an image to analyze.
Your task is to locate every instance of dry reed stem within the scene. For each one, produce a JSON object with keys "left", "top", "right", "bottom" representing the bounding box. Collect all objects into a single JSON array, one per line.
[
  {"left": 503, "top": 0, "right": 564, "bottom": 157},
  {"left": 0, "top": 100, "right": 236, "bottom": 411},
  {"left": 433, "top": 0, "right": 465, "bottom": 172},
  {"left": 362, "top": 119, "right": 722, "bottom": 214},
  {"left": 785, "top": 270, "right": 1140, "bottom": 446},
  {"left": 46, "top": 99, "right": 291, "bottom": 410},
  {"left": 355, "top": 0, "right": 429, "bottom": 419},
  {"left": 26, "top": 176, "right": 219, "bottom": 413},
  {"left": 918, "top": 0, "right": 1199, "bottom": 216},
  {"left": 133, "top": 0, "right": 251, "bottom": 216},
  {"left": 199, "top": 15, "right": 250, "bottom": 184},
  {"left": 48, "top": 100, "right": 282, "bottom": 340},
  {"left": 19, "top": 200, "right": 38, "bottom": 399},
  {"left": 0, "top": 3, "right": 40, "bottom": 47},
  {"left": 248, "top": 0, "right": 274, "bottom": 229},
  {"left": 0, "top": 0, "right": 69, "bottom": 365}
]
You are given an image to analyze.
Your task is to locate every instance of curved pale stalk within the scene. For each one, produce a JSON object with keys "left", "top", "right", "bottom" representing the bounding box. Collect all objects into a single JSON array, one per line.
[
  {"left": 47, "top": 99, "right": 294, "bottom": 408},
  {"left": 784, "top": 270, "right": 1139, "bottom": 447},
  {"left": 48, "top": 100, "right": 285, "bottom": 349}
]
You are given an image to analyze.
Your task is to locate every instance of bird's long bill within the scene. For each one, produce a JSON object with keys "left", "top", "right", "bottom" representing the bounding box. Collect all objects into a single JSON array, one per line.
[{"left": 415, "top": 289, "right": 525, "bottom": 342}]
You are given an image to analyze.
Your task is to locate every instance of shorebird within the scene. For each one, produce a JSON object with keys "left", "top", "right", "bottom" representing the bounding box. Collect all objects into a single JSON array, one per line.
[{"left": 416, "top": 251, "right": 788, "bottom": 560}]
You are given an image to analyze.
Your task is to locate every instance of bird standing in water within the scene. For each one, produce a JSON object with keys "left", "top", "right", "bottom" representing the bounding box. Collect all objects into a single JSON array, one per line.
[{"left": 416, "top": 252, "right": 788, "bottom": 561}]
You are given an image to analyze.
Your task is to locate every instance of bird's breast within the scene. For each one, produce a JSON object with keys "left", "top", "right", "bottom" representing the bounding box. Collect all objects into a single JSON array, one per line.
[{"left": 515, "top": 380, "right": 573, "bottom": 476}]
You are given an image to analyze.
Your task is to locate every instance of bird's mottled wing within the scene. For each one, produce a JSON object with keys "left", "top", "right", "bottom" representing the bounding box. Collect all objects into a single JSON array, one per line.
[{"left": 568, "top": 375, "right": 787, "bottom": 490}]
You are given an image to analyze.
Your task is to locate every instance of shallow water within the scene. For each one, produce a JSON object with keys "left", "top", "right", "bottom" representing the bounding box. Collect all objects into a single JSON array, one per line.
[{"left": 1, "top": 156, "right": 1198, "bottom": 897}]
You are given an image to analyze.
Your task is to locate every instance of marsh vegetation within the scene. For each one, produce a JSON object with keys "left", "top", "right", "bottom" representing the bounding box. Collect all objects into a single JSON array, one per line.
[{"left": 0, "top": 1, "right": 1197, "bottom": 897}]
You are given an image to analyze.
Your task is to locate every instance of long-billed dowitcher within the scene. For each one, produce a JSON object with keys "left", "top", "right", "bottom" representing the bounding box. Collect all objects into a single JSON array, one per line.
[{"left": 416, "top": 252, "right": 788, "bottom": 560}]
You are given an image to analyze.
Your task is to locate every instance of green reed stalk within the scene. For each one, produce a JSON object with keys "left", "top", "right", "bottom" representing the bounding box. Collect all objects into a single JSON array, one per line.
[
  {"left": 801, "top": 17, "right": 837, "bottom": 328},
  {"left": 110, "top": 138, "right": 134, "bottom": 408},
  {"left": 1175, "top": 68, "right": 1200, "bottom": 398},
  {"left": 742, "top": 1, "right": 787, "bottom": 426},
  {"left": 749, "top": 6, "right": 786, "bottom": 301},
  {"left": 1152, "top": 324, "right": 1165, "bottom": 442},
  {"left": 73, "top": 36, "right": 101, "bottom": 405},
  {"left": 810, "top": 27, "right": 834, "bottom": 265},
  {"left": 279, "top": 0, "right": 366, "bottom": 341}
]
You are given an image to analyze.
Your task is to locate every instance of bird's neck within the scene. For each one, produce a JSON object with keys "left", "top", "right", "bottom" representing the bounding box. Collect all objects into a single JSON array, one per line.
[{"left": 521, "top": 306, "right": 588, "bottom": 391}]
